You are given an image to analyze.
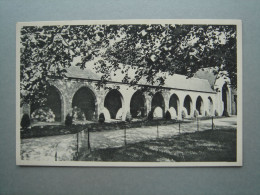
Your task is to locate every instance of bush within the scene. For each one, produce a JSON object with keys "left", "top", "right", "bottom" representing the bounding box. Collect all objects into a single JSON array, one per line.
[
  {"left": 148, "top": 111, "right": 153, "bottom": 121},
  {"left": 99, "top": 113, "right": 105, "bottom": 123},
  {"left": 205, "top": 111, "right": 208, "bottom": 117},
  {"left": 31, "top": 107, "right": 55, "bottom": 122},
  {"left": 181, "top": 110, "right": 186, "bottom": 119},
  {"left": 165, "top": 111, "right": 171, "bottom": 120},
  {"left": 125, "top": 112, "right": 132, "bottom": 122},
  {"left": 21, "top": 114, "right": 30, "bottom": 130},
  {"left": 65, "top": 114, "right": 73, "bottom": 127},
  {"left": 72, "top": 107, "right": 86, "bottom": 121},
  {"left": 215, "top": 110, "right": 219, "bottom": 117},
  {"left": 194, "top": 110, "right": 199, "bottom": 118},
  {"left": 223, "top": 110, "right": 229, "bottom": 117}
]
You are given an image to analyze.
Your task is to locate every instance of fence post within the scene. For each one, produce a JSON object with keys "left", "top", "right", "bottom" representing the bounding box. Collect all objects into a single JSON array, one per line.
[
  {"left": 124, "top": 124, "right": 127, "bottom": 146},
  {"left": 88, "top": 128, "right": 91, "bottom": 150},
  {"left": 197, "top": 117, "right": 199, "bottom": 131},
  {"left": 77, "top": 132, "right": 79, "bottom": 154},
  {"left": 157, "top": 121, "right": 159, "bottom": 138},
  {"left": 212, "top": 116, "right": 214, "bottom": 130},
  {"left": 55, "top": 151, "right": 57, "bottom": 161},
  {"left": 179, "top": 121, "right": 180, "bottom": 134}
]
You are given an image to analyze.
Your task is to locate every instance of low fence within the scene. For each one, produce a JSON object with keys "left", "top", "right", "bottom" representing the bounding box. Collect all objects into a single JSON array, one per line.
[{"left": 60, "top": 116, "right": 235, "bottom": 161}]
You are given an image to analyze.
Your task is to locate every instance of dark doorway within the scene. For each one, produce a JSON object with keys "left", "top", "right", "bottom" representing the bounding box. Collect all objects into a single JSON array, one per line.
[
  {"left": 196, "top": 96, "right": 204, "bottom": 115},
  {"left": 169, "top": 94, "right": 179, "bottom": 116},
  {"left": 104, "top": 89, "right": 123, "bottom": 119},
  {"left": 184, "top": 95, "right": 192, "bottom": 116},
  {"left": 222, "top": 83, "right": 229, "bottom": 116},
  {"left": 31, "top": 86, "right": 62, "bottom": 122},
  {"left": 130, "top": 90, "right": 146, "bottom": 118},
  {"left": 72, "top": 87, "right": 96, "bottom": 120},
  {"left": 151, "top": 92, "right": 165, "bottom": 117}
]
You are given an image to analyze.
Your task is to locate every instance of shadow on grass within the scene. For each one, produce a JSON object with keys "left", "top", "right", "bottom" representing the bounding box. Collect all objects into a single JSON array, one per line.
[{"left": 79, "top": 128, "right": 237, "bottom": 162}]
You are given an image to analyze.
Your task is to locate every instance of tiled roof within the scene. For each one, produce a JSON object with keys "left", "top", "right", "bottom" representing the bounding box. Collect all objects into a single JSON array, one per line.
[{"left": 65, "top": 64, "right": 215, "bottom": 93}]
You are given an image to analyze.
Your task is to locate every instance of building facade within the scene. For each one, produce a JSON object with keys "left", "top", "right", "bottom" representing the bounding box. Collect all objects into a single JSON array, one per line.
[{"left": 20, "top": 69, "right": 236, "bottom": 123}]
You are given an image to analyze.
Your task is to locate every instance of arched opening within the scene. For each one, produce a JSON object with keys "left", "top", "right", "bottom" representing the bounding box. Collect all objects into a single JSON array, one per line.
[
  {"left": 169, "top": 93, "right": 180, "bottom": 116},
  {"left": 196, "top": 96, "right": 204, "bottom": 115},
  {"left": 208, "top": 97, "right": 214, "bottom": 116},
  {"left": 183, "top": 95, "right": 192, "bottom": 116},
  {"left": 151, "top": 92, "right": 165, "bottom": 118},
  {"left": 72, "top": 87, "right": 97, "bottom": 121},
  {"left": 104, "top": 89, "right": 124, "bottom": 120},
  {"left": 30, "top": 86, "right": 62, "bottom": 122},
  {"left": 130, "top": 90, "right": 146, "bottom": 118},
  {"left": 222, "top": 83, "right": 230, "bottom": 116}
]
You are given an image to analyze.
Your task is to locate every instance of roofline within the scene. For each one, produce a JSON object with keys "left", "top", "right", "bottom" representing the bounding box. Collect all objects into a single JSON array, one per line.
[{"left": 51, "top": 76, "right": 216, "bottom": 94}]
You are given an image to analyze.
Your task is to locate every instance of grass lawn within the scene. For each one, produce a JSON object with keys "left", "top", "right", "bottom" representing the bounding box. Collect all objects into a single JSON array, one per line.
[{"left": 80, "top": 128, "right": 236, "bottom": 162}]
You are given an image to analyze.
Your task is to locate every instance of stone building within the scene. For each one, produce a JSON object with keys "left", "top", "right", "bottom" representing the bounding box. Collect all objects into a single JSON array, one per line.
[{"left": 20, "top": 65, "right": 237, "bottom": 123}]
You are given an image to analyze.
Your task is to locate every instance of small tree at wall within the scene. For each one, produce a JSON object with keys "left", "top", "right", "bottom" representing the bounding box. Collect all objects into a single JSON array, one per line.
[
  {"left": 65, "top": 114, "right": 73, "bottom": 127},
  {"left": 181, "top": 110, "right": 186, "bottom": 120},
  {"left": 165, "top": 111, "right": 171, "bottom": 120},
  {"left": 125, "top": 112, "right": 132, "bottom": 122},
  {"left": 21, "top": 114, "right": 31, "bottom": 130},
  {"left": 98, "top": 113, "right": 105, "bottom": 123},
  {"left": 194, "top": 110, "right": 199, "bottom": 118},
  {"left": 148, "top": 111, "right": 153, "bottom": 121}
]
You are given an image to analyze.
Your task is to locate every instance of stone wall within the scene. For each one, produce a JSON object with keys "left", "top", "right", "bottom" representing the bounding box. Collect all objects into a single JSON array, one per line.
[{"left": 21, "top": 77, "right": 235, "bottom": 123}]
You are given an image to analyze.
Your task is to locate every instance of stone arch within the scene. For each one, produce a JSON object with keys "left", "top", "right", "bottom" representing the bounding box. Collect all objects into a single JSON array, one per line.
[
  {"left": 30, "top": 85, "right": 63, "bottom": 122},
  {"left": 208, "top": 96, "right": 214, "bottom": 116},
  {"left": 104, "top": 89, "right": 124, "bottom": 120},
  {"left": 151, "top": 92, "right": 165, "bottom": 118},
  {"left": 222, "top": 83, "right": 230, "bottom": 116},
  {"left": 196, "top": 96, "right": 204, "bottom": 115},
  {"left": 169, "top": 93, "right": 180, "bottom": 116},
  {"left": 72, "top": 87, "right": 97, "bottom": 121},
  {"left": 130, "top": 90, "right": 147, "bottom": 118},
  {"left": 183, "top": 95, "right": 193, "bottom": 116}
]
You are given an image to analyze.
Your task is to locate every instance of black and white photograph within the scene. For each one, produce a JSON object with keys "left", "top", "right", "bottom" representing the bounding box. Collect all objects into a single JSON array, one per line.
[{"left": 16, "top": 20, "right": 242, "bottom": 166}]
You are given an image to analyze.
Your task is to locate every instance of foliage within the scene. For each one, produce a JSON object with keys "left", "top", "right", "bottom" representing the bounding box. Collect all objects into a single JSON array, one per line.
[
  {"left": 194, "top": 110, "right": 199, "bottom": 118},
  {"left": 21, "top": 114, "right": 31, "bottom": 130},
  {"left": 31, "top": 107, "right": 55, "bottom": 122},
  {"left": 181, "top": 110, "right": 186, "bottom": 119},
  {"left": 165, "top": 110, "right": 171, "bottom": 120},
  {"left": 65, "top": 114, "right": 73, "bottom": 126},
  {"left": 148, "top": 111, "right": 154, "bottom": 121},
  {"left": 20, "top": 24, "right": 237, "bottom": 105},
  {"left": 72, "top": 106, "right": 86, "bottom": 121},
  {"left": 125, "top": 111, "right": 132, "bottom": 122},
  {"left": 215, "top": 110, "right": 219, "bottom": 117},
  {"left": 99, "top": 113, "right": 105, "bottom": 123}
]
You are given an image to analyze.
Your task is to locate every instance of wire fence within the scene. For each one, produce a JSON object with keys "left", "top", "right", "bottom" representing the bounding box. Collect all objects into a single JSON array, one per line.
[{"left": 61, "top": 116, "right": 236, "bottom": 161}]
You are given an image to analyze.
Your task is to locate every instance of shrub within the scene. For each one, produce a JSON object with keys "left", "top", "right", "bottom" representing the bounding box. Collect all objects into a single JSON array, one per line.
[
  {"left": 181, "top": 110, "right": 186, "bottom": 119},
  {"left": 165, "top": 111, "right": 171, "bottom": 120},
  {"left": 65, "top": 114, "right": 73, "bottom": 127},
  {"left": 72, "top": 107, "right": 86, "bottom": 121},
  {"left": 194, "top": 110, "right": 199, "bottom": 118},
  {"left": 99, "top": 113, "right": 105, "bottom": 123},
  {"left": 215, "top": 110, "right": 219, "bottom": 117},
  {"left": 21, "top": 114, "right": 30, "bottom": 130},
  {"left": 125, "top": 112, "right": 132, "bottom": 122},
  {"left": 148, "top": 111, "right": 153, "bottom": 121},
  {"left": 31, "top": 107, "right": 55, "bottom": 122},
  {"left": 205, "top": 111, "right": 209, "bottom": 117},
  {"left": 223, "top": 110, "right": 229, "bottom": 117}
]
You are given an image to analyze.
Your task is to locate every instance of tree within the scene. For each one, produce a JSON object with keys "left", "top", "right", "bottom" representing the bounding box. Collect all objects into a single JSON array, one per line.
[
  {"left": 20, "top": 24, "right": 237, "bottom": 106},
  {"left": 96, "top": 24, "right": 237, "bottom": 87}
]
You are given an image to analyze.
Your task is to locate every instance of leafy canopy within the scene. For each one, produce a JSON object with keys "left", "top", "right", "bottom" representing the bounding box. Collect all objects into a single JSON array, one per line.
[{"left": 20, "top": 24, "right": 237, "bottom": 105}]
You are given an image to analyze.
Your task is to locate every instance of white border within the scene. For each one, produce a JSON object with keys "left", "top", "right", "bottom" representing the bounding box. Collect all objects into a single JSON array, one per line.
[{"left": 16, "top": 19, "right": 242, "bottom": 167}]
